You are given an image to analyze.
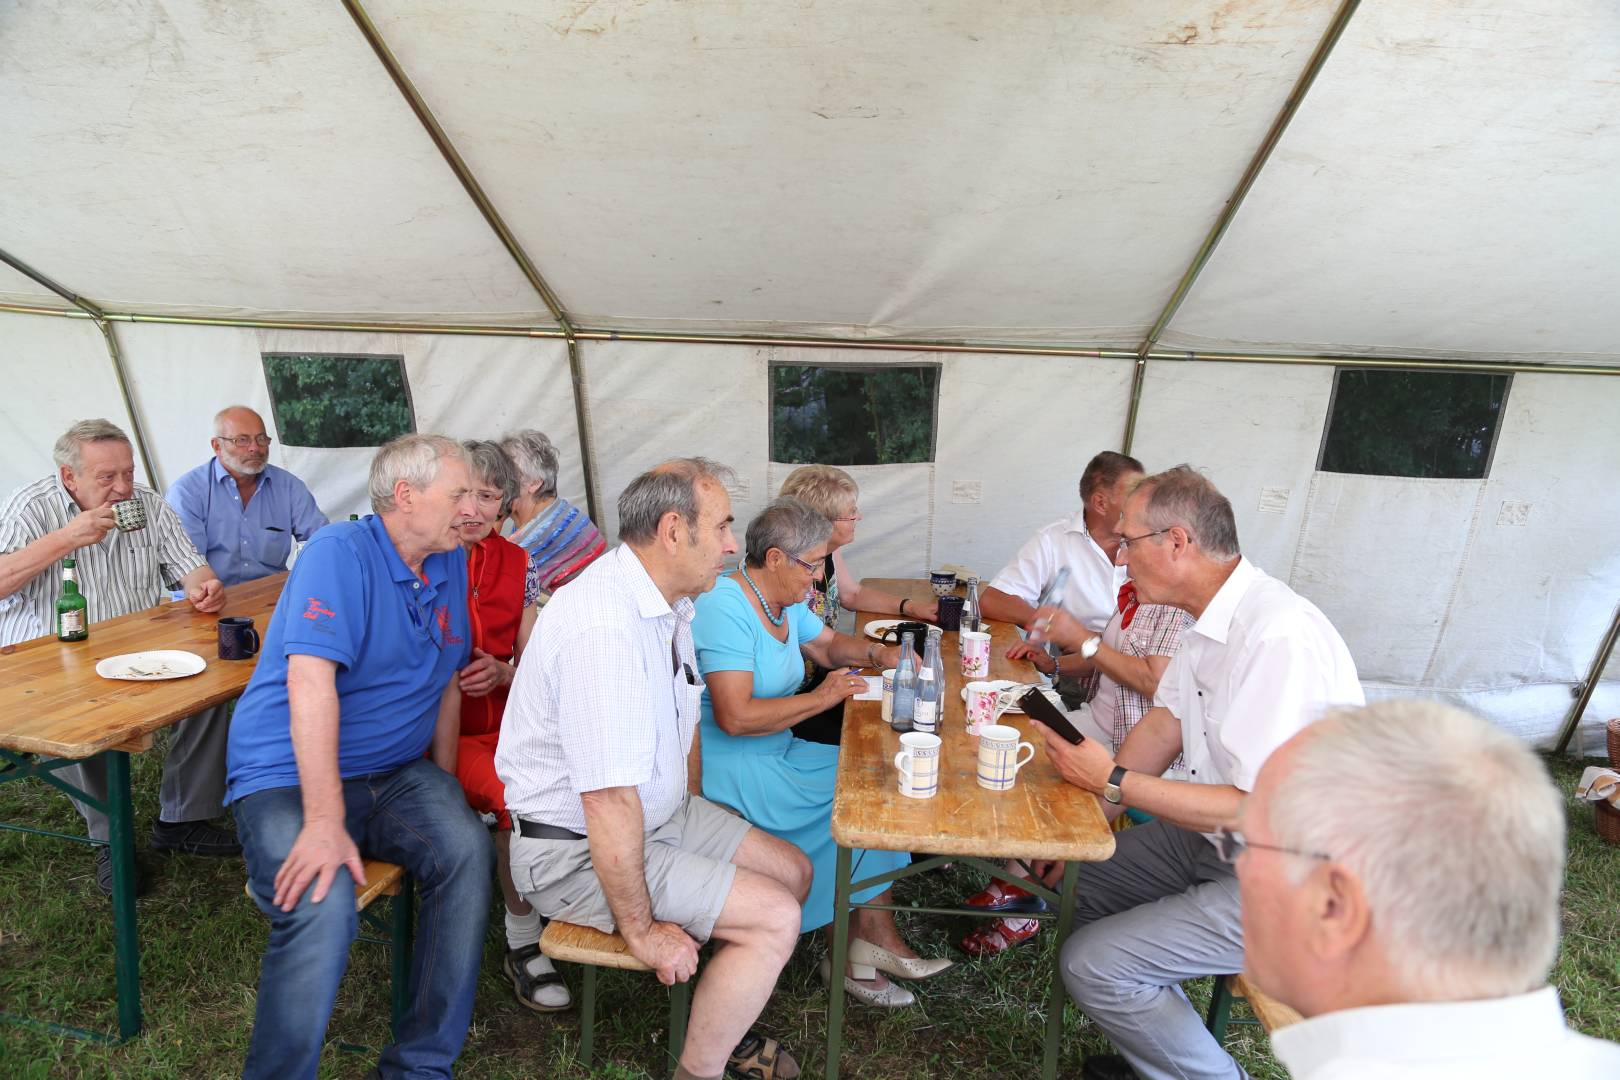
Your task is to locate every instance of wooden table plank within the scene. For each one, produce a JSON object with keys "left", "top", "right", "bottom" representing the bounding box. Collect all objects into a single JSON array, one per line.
[
  {"left": 830, "top": 578, "right": 1114, "bottom": 862},
  {"left": 0, "top": 574, "right": 285, "bottom": 759}
]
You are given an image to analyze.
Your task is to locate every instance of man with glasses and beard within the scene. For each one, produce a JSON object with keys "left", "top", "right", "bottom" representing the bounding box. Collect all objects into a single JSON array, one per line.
[{"left": 168, "top": 405, "right": 328, "bottom": 588}]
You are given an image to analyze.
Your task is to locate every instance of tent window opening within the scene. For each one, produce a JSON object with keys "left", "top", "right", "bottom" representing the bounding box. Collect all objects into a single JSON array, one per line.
[
  {"left": 262, "top": 354, "right": 416, "bottom": 449},
  {"left": 1318, "top": 368, "right": 1511, "bottom": 480},
  {"left": 770, "top": 363, "right": 940, "bottom": 466}
]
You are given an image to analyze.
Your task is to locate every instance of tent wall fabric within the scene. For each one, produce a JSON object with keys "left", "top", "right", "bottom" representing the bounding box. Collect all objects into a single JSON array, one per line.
[
  {"left": 2, "top": 1, "right": 1617, "bottom": 749},
  {"left": 0, "top": 312, "right": 144, "bottom": 489},
  {"left": 0, "top": 2, "right": 552, "bottom": 326},
  {"left": 1159, "top": 1, "right": 1620, "bottom": 364}
]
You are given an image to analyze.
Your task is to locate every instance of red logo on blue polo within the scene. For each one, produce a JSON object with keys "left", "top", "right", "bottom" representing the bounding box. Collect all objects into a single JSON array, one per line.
[{"left": 435, "top": 604, "right": 464, "bottom": 646}]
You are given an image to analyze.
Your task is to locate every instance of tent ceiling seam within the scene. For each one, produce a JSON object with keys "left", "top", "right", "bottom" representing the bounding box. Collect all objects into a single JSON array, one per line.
[
  {"left": 340, "top": 0, "right": 574, "bottom": 333},
  {"left": 1133, "top": 0, "right": 1364, "bottom": 360},
  {"left": 341, "top": 0, "right": 600, "bottom": 520}
]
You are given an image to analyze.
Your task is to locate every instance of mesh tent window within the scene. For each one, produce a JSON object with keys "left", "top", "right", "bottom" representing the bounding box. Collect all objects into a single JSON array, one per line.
[
  {"left": 1318, "top": 368, "right": 1512, "bottom": 480},
  {"left": 262, "top": 354, "right": 416, "bottom": 449},
  {"left": 770, "top": 362, "right": 940, "bottom": 466}
]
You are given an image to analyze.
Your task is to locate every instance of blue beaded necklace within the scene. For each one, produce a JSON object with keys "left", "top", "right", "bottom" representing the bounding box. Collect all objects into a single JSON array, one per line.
[{"left": 738, "top": 564, "right": 785, "bottom": 627}]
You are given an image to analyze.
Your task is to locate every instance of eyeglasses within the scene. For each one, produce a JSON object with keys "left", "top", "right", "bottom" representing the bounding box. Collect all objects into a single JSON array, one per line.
[
  {"left": 1117, "top": 527, "right": 1173, "bottom": 552},
  {"left": 785, "top": 551, "right": 822, "bottom": 575},
  {"left": 472, "top": 491, "right": 504, "bottom": 506},
  {"left": 1212, "top": 825, "right": 1331, "bottom": 865},
  {"left": 833, "top": 508, "right": 862, "bottom": 522},
  {"left": 221, "top": 434, "right": 273, "bottom": 448}
]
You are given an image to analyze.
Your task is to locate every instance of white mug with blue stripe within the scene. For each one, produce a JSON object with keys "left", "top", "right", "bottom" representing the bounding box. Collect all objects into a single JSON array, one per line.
[
  {"left": 894, "top": 732, "right": 941, "bottom": 799},
  {"left": 976, "top": 724, "right": 1035, "bottom": 791}
]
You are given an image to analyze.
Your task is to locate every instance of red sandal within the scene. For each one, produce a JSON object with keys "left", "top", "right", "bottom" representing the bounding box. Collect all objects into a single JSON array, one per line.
[
  {"left": 961, "top": 879, "right": 1048, "bottom": 914},
  {"left": 960, "top": 916, "right": 1043, "bottom": 957}
]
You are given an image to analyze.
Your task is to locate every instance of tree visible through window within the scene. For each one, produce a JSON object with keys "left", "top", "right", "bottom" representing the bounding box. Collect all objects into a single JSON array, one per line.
[
  {"left": 262, "top": 354, "right": 415, "bottom": 448},
  {"left": 1319, "top": 368, "right": 1510, "bottom": 480},
  {"left": 770, "top": 364, "right": 938, "bottom": 465}
]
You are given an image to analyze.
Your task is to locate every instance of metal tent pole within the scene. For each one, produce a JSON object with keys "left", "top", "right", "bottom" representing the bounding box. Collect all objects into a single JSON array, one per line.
[
  {"left": 0, "top": 249, "right": 162, "bottom": 490},
  {"left": 1125, "top": 0, "right": 1365, "bottom": 451},
  {"left": 341, "top": 0, "right": 601, "bottom": 523},
  {"left": 1554, "top": 601, "right": 1620, "bottom": 755}
]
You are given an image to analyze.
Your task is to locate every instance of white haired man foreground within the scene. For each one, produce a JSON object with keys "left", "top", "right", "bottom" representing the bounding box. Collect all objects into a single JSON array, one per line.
[{"left": 1236, "top": 700, "right": 1620, "bottom": 1078}]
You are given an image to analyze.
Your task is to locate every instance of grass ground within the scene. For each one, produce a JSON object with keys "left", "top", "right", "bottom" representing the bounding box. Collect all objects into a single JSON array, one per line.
[{"left": 3, "top": 746, "right": 1616, "bottom": 1079}]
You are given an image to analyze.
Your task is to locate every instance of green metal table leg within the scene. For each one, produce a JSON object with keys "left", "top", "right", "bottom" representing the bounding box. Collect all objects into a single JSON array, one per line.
[
  {"left": 389, "top": 877, "right": 414, "bottom": 1039},
  {"left": 579, "top": 963, "right": 597, "bottom": 1069},
  {"left": 1205, "top": 974, "right": 1234, "bottom": 1044},
  {"left": 668, "top": 977, "right": 691, "bottom": 1076},
  {"left": 1040, "top": 861, "right": 1079, "bottom": 1080},
  {"left": 105, "top": 750, "right": 142, "bottom": 1041},
  {"left": 825, "top": 845, "right": 853, "bottom": 1080}
]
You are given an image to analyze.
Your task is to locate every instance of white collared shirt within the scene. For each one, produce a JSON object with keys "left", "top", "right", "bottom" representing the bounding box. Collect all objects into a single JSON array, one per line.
[
  {"left": 0, "top": 476, "right": 205, "bottom": 647},
  {"left": 989, "top": 511, "right": 1125, "bottom": 630},
  {"left": 496, "top": 543, "right": 704, "bottom": 835},
  {"left": 1272, "top": 986, "right": 1620, "bottom": 1079},
  {"left": 1154, "top": 557, "right": 1363, "bottom": 793}
]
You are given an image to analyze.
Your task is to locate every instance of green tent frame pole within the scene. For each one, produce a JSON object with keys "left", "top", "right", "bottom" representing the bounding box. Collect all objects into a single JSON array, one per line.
[
  {"left": 6, "top": 304, "right": 1619, "bottom": 377},
  {"left": 341, "top": 0, "right": 601, "bottom": 524},
  {"left": 0, "top": 248, "right": 161, "bottom": 491},
  {"left": 1555, "top": 600, "right": 1620, "bottom": 755}
]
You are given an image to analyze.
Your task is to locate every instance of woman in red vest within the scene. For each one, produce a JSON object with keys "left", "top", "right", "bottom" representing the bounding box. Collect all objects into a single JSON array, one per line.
[{"left": 454, "top": 440, "right": 571, "bottom": 1011}]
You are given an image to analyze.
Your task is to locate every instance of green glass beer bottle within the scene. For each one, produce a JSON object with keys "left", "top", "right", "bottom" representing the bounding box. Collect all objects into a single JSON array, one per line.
[{"left": 56, "top": 557, "right": 88, "bottom": 642}]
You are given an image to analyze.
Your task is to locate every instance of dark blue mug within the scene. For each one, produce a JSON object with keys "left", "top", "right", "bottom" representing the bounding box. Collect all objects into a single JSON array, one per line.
[{"left": 217, "top": 616, "right": 260, "bottom": 661}]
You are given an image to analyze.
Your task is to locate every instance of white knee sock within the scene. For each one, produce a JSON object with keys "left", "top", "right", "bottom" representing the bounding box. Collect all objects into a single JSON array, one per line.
[{"left": 505, "top": 907, "right": 543, "bottom": 951}]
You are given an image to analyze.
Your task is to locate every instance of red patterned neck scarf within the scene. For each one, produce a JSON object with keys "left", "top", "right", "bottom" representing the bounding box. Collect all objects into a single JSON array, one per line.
[{"left": 1118, "top": 581, "right": 1140, "bottom": 629}]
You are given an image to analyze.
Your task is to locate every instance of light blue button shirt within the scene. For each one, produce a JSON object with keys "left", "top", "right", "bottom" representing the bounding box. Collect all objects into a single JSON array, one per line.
[{"left": 167, "top": 459, "right": 328, "bottom": 586}]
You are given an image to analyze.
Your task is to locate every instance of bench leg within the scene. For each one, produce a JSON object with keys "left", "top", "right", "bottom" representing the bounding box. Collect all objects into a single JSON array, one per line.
[
  {"left": 667, "top": 977, "right": 692, "bottom": 1076},
  {"left": 578, "top": 963, "right": 597, "bottom": 1070},
  {"left": 1205, "top": 974, "right": 1235, "bottom": 1045},
  {"left": 389, "top": 878, "right": 415, "bottom": 1040}
]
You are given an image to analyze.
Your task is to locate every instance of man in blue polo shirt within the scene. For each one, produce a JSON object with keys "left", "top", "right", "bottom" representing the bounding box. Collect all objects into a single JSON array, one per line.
[
  {"left": 227, "top": 433, "right": 492, "bottom": 1080},
  {"left": 167, "top": 405, "right": 328, "bottom": 587}
]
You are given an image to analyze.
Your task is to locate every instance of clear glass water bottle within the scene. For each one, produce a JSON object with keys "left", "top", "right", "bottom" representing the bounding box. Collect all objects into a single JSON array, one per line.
[
  {"left": 914, "top": 630, "right": 943, "bottom": 733},
  {"left": 891, "top": 630, "right": 918, "bottom": 733}
]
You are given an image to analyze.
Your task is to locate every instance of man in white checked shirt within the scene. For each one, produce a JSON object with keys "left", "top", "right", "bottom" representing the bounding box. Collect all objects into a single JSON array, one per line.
[
  {"left": 0, "top": 419, "right": 233, "bottom": 896},
  {"left": 498, "top": 458, "right": 812, "bottom": 1080}
]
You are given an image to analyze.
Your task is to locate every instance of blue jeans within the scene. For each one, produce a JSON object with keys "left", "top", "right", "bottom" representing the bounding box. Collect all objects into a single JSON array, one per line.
[{"left": 235, "top": 759, "right": 494, "bottom": 1080}]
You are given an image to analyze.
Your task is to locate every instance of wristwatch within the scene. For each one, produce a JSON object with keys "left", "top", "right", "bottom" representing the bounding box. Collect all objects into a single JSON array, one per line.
[
  {"left": 1102, "top": 765, "right": 1128, "bottom": 805},
  {"left": 1080, "top": 635, "right": 1102, "bottom": 661}
]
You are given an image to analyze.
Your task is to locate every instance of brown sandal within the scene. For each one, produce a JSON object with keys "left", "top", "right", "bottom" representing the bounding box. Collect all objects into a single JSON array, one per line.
[{"left": 727, "top": 1031, "right": 801, "bottom": 1080}]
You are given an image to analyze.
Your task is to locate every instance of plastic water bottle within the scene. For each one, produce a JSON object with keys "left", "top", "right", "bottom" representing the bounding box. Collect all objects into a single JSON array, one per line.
[
  {"left": 914, "top": 631, "right": 943, "bottom": 733},
  {"left": 891, "top": 631, "right": 918, "bottom": 733}
]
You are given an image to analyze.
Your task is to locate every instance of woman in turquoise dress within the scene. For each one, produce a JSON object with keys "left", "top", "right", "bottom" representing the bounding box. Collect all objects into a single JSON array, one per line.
[{"left": 694, "top": 498, "right": 953, "bottom": 1009}]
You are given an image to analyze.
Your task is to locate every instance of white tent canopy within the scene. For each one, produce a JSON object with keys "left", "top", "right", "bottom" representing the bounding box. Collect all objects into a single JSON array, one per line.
[{"left": 2, "top": 0, "right": 1617, "bottom": 751}]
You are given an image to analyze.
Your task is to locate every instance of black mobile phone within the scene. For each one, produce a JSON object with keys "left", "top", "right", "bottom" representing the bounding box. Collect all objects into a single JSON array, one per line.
[{"left": 1017, "top": 687, "right": 1087, "bottom": 744}]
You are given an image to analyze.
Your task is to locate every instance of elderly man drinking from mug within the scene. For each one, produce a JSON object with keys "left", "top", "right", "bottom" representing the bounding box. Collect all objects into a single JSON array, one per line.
[{"left": 0, "top": 418, "right": 228, "bottom": 895}]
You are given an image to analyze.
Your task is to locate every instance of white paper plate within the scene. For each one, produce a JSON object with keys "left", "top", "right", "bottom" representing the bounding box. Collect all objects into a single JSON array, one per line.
[
  {"left": 95, "top": 650, "right": 207, "bottom": 681},
  {"left": 862, "top": 618, "right": 936, "bottom": 643},
  {"left": 958, "top": 679, "right": 1059, "bottom": 715}
]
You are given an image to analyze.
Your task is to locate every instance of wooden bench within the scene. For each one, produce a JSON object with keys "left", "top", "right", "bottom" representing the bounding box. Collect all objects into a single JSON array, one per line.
[
  {"left": 1206, "top": 972, "right": 1302, "bottom": 1043},
  {"left": 539, "top": 920, "right": 692, "bottom": 1077},
  {"left": 244, "top": 858, "right": 414, "bottom": 1039}
]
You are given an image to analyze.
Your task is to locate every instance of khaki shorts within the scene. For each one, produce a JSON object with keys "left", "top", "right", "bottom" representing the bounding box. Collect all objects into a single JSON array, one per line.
[{"left": 508, "top": 794, "right": 751, "bottom": 943}]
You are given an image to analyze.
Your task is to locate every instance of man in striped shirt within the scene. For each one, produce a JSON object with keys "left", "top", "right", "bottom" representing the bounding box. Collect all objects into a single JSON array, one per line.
[{"left": 0, "top": 418, "right": 235, "bottom": 895}]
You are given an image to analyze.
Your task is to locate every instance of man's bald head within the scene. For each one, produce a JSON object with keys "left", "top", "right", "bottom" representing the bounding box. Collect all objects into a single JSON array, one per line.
[{"left": 212, "top": 405, "right": 271, "bottom": 478}]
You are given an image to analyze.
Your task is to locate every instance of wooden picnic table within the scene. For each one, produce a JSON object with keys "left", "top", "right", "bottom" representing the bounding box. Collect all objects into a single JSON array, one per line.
[
  {"left": 0, "top": 572, "right": 285, "bottom": 1040},
  {"left": 825, "top": 578, "right": 1114, "bottom": 1080}
]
